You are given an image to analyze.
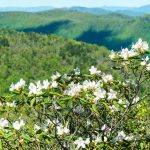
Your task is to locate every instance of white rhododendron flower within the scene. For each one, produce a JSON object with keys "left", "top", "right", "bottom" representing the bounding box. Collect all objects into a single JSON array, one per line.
[
  {"left": 107, "top": 89, "right": 117, "bottom": 100},
  {"left": 42, "top": 79, "right": 50, "bottom": 89},
  {"left": 51, "top": 72, "right": 61, "bottom": 81},
  {"left": 9, "top": 79, "right": 26, "bottom": 91},
  {"left": 102, "top": 74, "right": 113, "bottom": 83},
  {"left": 57, "top": 125, "right": 70, "bottom": 136},
  {"left": 34, "top": 124, "right": 41, "bottom": 132},
  {"left": 62, "top": 73, "right": 72, "bottom": 81},
  {"left": 116, "top": 131, "right": 134, "bottom": 142},
  {"left": 109, "top": 51, "right": 117, "bottom": 60},
  {"left": 125, "top": 135, "right": 134, "bottom": 141},
  {"left": 0, "top": 118, "right": 9, "bottom": 129},
  {"left": 29, "top": 82, "right": 42, "bottom": 95},
  {"left": 74, "top": 67, "right": 80, "bottom": 75},
  {"left": 64, "top": 82, "right": 82, "bottom": 97},
  {"left": 109, "top": 105, "right": 119, "bottom": 112},
  {"left": 73, "top": 105, "right": 84, "bottom": 114},
  {"left": 141, "top": 56, "right": 149, "bottom": 66},
  {"left": 74, "top": 137, "right": 90, "bottom": 149},
  {"left": 132, "top": 38, "right": 149, "bottom": 53},
  {"left": 13, "top": 119, "right": 25, "bottom": 130},
  {"left": 89, "top": 66, "right": 101, "bottom": 75},
  {"left": 94, "top": 88, "right": 106, "bottom": 102},
  {"left": 141, "top": 61, "right": 147, "bottom": 66},
  {"left": 51, "top": 81, "right": 58, "bottom": 88},
  {"left": 6, "top": 101, "right": 16, "bottom": 107},
  {"left": 101, "top": 124, "right": 107, "bottom": 131},
  {"left": 120, "top": 48, "right": 137, "bottom": 60},
  {"left": 132, "top": 96, "right": 140, "bottom": 104},
  {"left": 146, "top": 64, "right": 150, "bottom": 71},
  {"left": 82, "top": 80, "right": 100, "bottom": 91},
  {"left": 94, "top": 135, "right": 102, "bottom": 143},
  {"left": 116, "top": 131, "right": 126, "bottom": 141}
]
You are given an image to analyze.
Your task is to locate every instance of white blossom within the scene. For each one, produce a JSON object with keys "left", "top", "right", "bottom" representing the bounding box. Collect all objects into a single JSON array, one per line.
[
  {"left": 94, "top": 88, "right": 106, "bottom": 102},
  {"left": 125, "top": 135, "right": 134, "bottom": 141},
  {"left": 42, "top": 79, "right": 50, "bottom": 89},
  {"left": 73, "top": 105, "right": 84, "bottom": 114},
  {"left": 146, "top": 64, "right": 150, "bottom": 71},
  {"left": 107, "top": 89, "right": 117, "bottom": 100},
  {"left": 89, "top": 66, "right": 101, "bottom": 75},
  {"left": 57, "top": 125, "right": 70, "bottom": 136},
  {"left": 34, "top": 124, "right": 41, "bottom": 132},
  {"left": 102, "top": 74, "right": 113, "bottom": 83},
  {"left": 86, "top": 119, "right": 92, "bottom": 126},
  {"left": 116, "top": 131, "right": 126, "bottom": 141},
  {"left": 94, "top": 136, "right": 102, "bottom": 143},
  {"left": 0, "top": 118, "right": 9, "bottom": 129},
  {"left": 141, "top": 61, "right": 147, "bottom": 66},
  {"left": 74, "top": 137, "right": 90, "bottom": 149},
  {"left": 29, "top": 82, "right": 43, "bottom": 95},
  {"left": 74, "top": 68, "right": 80, "bottom": 75},
  {"left": 45, "top": 119, "right": 52, "bottom": 126},
  {"left": 82, "top": 80, "right": 100, "bottom": 91},
  {"left": 141, "top": 56, "right": 149, "bottom": 66},
  {"left": 13, "top": 119, "right": 25, "bottom": 130},
  {"left": 64, "top": 82, "right": 82, "bottom": 97},
  {"left": 104, "top": 136, "right": 107, "bottom": 142},
  {"left": 51, "top": 81, "right": 58, "bottom": 88},
  {"left": 109, "top": 105, "right": 119, "bottom": 112},
  {"left": 101, "top": 124, "right": 107, "bottom": 131},
  {"left": 132, "top": 38, "right": 149, "bottom": 53},
  {"left": 62, "top": 74, "right": 71, "bottom": 81},
  {"left": 109, "top": 51, "right": 117, "bottom": 60},
  {"left": 116, "top": 131, "right": 134, "bottom": 142},
  {"left": 132, "top": 96, "right": 140, "bottom": 104},
  {"left": 9, "top": 79, "right": 26, "bottom": 92},
  {"left": 6, "top": 101, "right": 16, "bottom": 107},
  {"left": 51, "top": 72, "right": 61, "bottom": 81},
  {"left": 120, "top": 48, "right": 137, "bottom": 60}
]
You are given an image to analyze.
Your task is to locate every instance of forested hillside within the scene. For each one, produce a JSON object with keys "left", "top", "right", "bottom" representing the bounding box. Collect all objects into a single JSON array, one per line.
[
  {"left": 0, "top": 10, "right": 150, "bottom": 50},
  {"left": 0, "top": 30, "right": 109, "bottom": 94}
]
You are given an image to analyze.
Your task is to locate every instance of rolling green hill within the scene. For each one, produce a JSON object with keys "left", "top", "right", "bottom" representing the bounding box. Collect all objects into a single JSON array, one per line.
[
  {"left": 0, "top": 30, "right": 110, "bottom": 94},
  {"left": 0, "top": 10, "right": 150, "bottom": 50}
]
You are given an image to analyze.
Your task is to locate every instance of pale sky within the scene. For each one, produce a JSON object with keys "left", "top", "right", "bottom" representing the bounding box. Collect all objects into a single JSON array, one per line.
[{"left": 0, "top": 0, "right": 150, "bottom": 8}]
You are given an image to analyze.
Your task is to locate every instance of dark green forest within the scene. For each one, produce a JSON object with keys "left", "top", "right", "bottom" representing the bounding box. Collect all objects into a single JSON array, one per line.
[
  {"left": 0, "top": 30, "right": 110, "bottom": 94},
  {"left": 0, "top": 10, "right": 150, "bottom": 94},
  {"left": 0, "top": 10, "right": 150, "bottom": 50}
]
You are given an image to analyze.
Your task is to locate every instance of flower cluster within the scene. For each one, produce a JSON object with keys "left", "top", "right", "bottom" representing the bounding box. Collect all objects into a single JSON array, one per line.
[
  {"left": 9, "top": 79, "right": 26, "bottom": 91},
  {"left": 0, "top": 39, "right": 149, "bottom": 149}
]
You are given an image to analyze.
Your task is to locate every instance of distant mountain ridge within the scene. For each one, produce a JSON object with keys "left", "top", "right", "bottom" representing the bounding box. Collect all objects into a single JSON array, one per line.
[
  {"left": 0, "top": 9, "right": 150, "bottom": 50},
  {"left": 0, "top": 4, "right": 150, "bottom": 16}
]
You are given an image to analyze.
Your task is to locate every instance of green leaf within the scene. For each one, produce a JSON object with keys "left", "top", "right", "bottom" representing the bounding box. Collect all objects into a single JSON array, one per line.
[
  {"left": 30, "top": 97, "right": 36, "bottom": 107},
  {"left": 0, "top": 140, "right": 2, "bottom": 150},
  {"left": 80, "top": 98, "right": 88, "bottom": 105},
  {"left": 57, "top": 97, "right": 71, "bottom": 107},
  {"left": 92, "top": 104, "right": 99, "bottom": 115},
  {"left": 0, "top": 130, "right": 5, "bottom": 137},
  {"left": 140, "top": 143, "right": 144, "bottom": 150},
  {"left": 4, "top": 133, "right": 14, "bottom": 139},
  {"left": 21, "top": 135, "right": 33, "bottom": 142},
  {"left": 67, "top": 100, "right": 73, "bottom": 108}
]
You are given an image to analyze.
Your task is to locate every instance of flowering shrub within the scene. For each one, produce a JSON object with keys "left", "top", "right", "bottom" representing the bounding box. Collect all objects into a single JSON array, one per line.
[{"left": 0, "top": 39, "right": 150, "bottom": 149}]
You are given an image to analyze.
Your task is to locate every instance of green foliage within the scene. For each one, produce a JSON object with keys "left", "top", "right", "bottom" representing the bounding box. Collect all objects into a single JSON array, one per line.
[
  {"left": 0, "top": 10, "right": 150, "bottom": 49},
  {"left": 0, "top": 29, "right": 109, "bottom": 94},
  {"left": 0, "top": 40, "right": 150, "bottom": 149}
]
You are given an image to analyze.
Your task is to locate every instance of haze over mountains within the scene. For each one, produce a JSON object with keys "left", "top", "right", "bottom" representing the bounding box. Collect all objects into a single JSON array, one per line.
[{"left": 0, "top": 4, "right": 150, "bottom": 16}]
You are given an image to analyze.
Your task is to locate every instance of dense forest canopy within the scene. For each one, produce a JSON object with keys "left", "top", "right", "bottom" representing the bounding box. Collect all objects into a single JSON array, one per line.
[
  {"left": 0, "top": 10, "right": 150, "bottom": 50},
  {"left": 0, "top": 30, "right": 110, "bottom": 94}
]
